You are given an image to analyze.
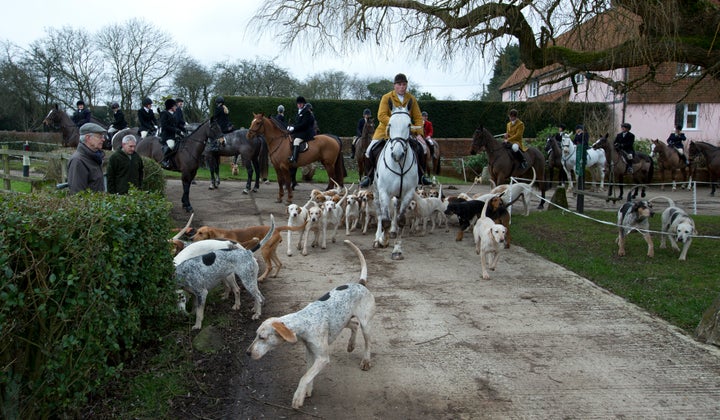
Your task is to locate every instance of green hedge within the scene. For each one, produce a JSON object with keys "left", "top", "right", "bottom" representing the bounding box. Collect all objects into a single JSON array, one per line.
[
  {"left": 0, "top": 190, "right": 176, "bottom": 418},
  {"left": 224, "top": 97, "right": 609, "bottom": 139}
]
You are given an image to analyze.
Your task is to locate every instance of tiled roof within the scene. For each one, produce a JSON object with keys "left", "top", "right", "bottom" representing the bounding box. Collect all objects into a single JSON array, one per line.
[
  {"left": 627, "top": 64, "right": 720, "bottom": 104},
  {"left": 528, "top": 87, "right": 571, "bottom": 102}
]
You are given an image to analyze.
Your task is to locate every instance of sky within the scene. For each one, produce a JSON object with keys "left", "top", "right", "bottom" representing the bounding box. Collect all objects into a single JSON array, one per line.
[{"left": 2, "top": 0, "right": 493, "bottom": 100}]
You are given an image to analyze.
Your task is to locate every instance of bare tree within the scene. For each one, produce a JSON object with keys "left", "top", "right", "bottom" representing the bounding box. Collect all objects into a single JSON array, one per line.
[
  {"left": 96, "top": 19, "right": 186, "bottom": 113},
  {"left": 173, "top": 59, "right": 214, "bottom": 122},
  {"left": 252, "top": 0, "right": 720, "bottom": 93},
  {"left": 213, "top": 58, "right": 299, "bottom": 97},
  {"left": 0, "top": 42, "right": 47, "bottom": 130},
  {"left": 301, "top": 70, "right": 353, "bottom": 99}
]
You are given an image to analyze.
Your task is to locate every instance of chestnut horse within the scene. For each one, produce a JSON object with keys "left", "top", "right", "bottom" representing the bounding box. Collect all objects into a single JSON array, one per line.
[
  {"left": 688, "top": 141, "right": 720, "bottom": 196},
  {"left": 43, "top": 104, "right": 112, "bottom": 149},
  {"left": 469, "top": 126, "right": 547, "bottom": 208},
  {"left": 592, "top": 135, "right": 653, "bottom": 200},
  {"left": 247, "top": 113, "right": 345, "bottom": 203},
  {"left": 650, "top": 139, "right": 689, "bottom": 191},
  {"left": 135, "top": 119, "right": 223, "bottom": 212}
]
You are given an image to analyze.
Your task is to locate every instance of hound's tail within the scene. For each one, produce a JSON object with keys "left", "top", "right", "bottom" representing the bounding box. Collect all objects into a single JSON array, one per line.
[
  {"left": 250, "top": 214, "right": 275, "bottom": 253},
  {"left": 648, "top": 196, "right": 676, "bottom": 208},
  {"left": 343, "top": 240, "right": 368, "bottom": 285}
]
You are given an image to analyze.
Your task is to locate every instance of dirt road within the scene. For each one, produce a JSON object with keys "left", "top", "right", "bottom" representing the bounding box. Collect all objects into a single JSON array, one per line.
[{"left": 168, "top": 178, "right": 720, "bottom": 419}]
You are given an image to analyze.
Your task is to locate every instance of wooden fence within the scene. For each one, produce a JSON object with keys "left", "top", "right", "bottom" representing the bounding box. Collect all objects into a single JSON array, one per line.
[{"left": 0, "top": 145, "right": 73, "bottom": 192}]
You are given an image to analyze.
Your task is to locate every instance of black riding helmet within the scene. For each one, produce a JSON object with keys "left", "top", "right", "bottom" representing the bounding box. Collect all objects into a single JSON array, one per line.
[
  {"left": 142, "top": 97, "right": 152, "bottom": 106},
  {"left": 621, "top": 122, "right": 632, "bottom": 130},
  {"left": 76, "top": 100, "right": 85, "bottom": 106},
  {"left": 215, "top": 96, "right": 224, "bottom": 104},
  {"left": 111, "top": 102, "right": 120, "bottom": 109},
  {"left": 165, "top": 98, "right": 177, "bottom": 110}
]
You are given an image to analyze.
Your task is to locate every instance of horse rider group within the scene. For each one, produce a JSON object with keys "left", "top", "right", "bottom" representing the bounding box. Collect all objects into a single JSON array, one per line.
[{"left": 360, "top": 73, "right": 435, "bottom": 188}]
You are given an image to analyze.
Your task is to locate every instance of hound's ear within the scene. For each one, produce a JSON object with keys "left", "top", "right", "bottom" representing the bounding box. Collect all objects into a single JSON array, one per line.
[{"left": 271, "top": 321, "right": 297, "bottom": 343}]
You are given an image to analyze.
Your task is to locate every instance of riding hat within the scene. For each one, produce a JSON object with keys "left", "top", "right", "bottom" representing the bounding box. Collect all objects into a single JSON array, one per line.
[
  {"left": 575, "top": 124, "right": 584, "bottom": 131},
  {"left": 421, "top": 111, "right": 428, "bottom": 117},
  {"left": 215, "top": 96, "right": 225, "bottom": 104},
  {"left": 296, "top": 96, "right": 306, "bottom": 104},
  {"left": 76, "top": 100, "right": 85, "bottom": 106},
  {"left": 175, "top": 98, "right": 184, "bottom": 104},
  {"left": 621, "top": 122, "right": 632, "bottom": 130},
  {"left": 363, "top": 108, "right": 371, "bottom": 116},
  {"left": 558, "top": 123, "right": 566, "bottom": 130},
  {"left": 142, "top": 97, "right": 152, "bottom": 106},
  {"left": 111, "top": 102, "right": 120, "bottom": 109},
  {"left": 79, "top": 122, "right": 107, "bottom": 135},
  {"left": 164, "top": 98, "right": 177, "bottom": 110},
  {"left": 394, "top": 73, "right": 408, "bottom": 84}
]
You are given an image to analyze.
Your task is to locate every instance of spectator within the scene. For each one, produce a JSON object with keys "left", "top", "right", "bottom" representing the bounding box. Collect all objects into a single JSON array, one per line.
[
  {"left": 361, "top": 73, "right": 431, "bottom": 187},
  {"left": 108, "top": 102, "right": 128, "bottom": 135},
  {"left": 138, "top": 97, "right": 157, "bottom": 137},
  {"left": 286, "top": 96, "right": 315, "bottom": 163},
  {"left": 350, "top": 108, "right": 372, "bottom": 159},
  {"left": 107, "top": 135, "right": 143, "bottom": 194},
  {"left": 67, "top": 123, "right": 106, "bottom": 194},
  {"left": 72, "top": 100, "right": 92, "bottom": 128},
  {"left": 275, "top": 104, "right": 286, "bottom": 125},
  {"left": 614, "top": 122, "right": 636, "bottom": 174},
  {"left": 175, "top": 98, "right": 187, "bottom": 135},
  {"left": 159, "top": 99, "right": 181, "bottom": 169},
  {"left": 503, "top": 109, "right": 528, "bottom": 169},
  {"left": 574, "top": 124, "right": 590, "bottom": 173},
  {"left": 667, "top": 124, "right": 689, "bottom": 165}
]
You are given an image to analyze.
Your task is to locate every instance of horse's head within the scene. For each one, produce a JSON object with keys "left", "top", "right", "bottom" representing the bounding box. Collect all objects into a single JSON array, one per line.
[
  {"left": 591, "top": 135, "right": 608, "bottom": 150},
  {"left": 688, "top": 141, "right": 699, "bottom": 159},
  {"left": 387, "top": 107, "right": 411, "bottom": 141},
  {"left": 470, "top": 127, "right": 490, "bottom": 155},
  {"left": 650, "top": 139, "right": 659, "bottom": 157},
  {"left": 208, "top": 118, "right": 224, "bottom": 139},
  {"left": 247, "top": 113, "right": 266, "bottom": 139},
  {"left": 42, "top": 105, "right": 62, "bottom": 128}
]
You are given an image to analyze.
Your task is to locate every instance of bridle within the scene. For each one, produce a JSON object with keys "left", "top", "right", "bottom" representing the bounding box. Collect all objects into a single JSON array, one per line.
[{"left": 249, "top": 116, "right": 290, "bottom": 156}]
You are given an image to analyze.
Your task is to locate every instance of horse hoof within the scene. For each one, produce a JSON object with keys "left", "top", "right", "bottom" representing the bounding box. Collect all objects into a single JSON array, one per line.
[
  {"left": 242, "top": 189, "right": 249, "bottom": 195},
  {"left": 252, "top": 188, "right": 258, "bottom": 193},
  {"left": 208, "top": 185, "right": 215, "bottom": 190},
  {"left": 184, "top": 206, "right": 193, "bottom": 213},
  {"left": 391, "top": 252, "right": 404, "bottom": 260}
]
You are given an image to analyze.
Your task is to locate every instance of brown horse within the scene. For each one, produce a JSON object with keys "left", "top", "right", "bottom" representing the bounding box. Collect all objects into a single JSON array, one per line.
[
  {"left": 425, "top": 138, "right": 441, "bottom": 176},
  {"left": 544, "top": 135, "right": 568, "bottom": 189},
  {"left": 43, "top": 104, "right": 112, "bottom": 149},
  {"left": 592, "top": 136, "right": 653, "bottom": 200},
  {"left": 247, "top": 113, "right": 345, "bottom": 204},
  {"left": 356, "top": 117, "right": 375, "bottom": 178},
  {"left": 650, "top": 139, "right": 689, "bottom": 191},
  {"left": 688, "top": 141, "right": 720, "bottom": 196},
  {"left": 469, "top": 126, "right": 547, "bottom": 208},
  {"left": 136, "top": 119, "right": 223, "bottom": 212}
]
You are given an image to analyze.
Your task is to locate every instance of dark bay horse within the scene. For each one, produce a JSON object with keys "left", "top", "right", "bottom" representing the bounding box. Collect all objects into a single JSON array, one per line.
[
  {"left": 136, "top": 119, "right": 223, "bottom": 212},
  {"left": 356, "top": 117, "right": 375, "bottom": 178},
  {"left": 544, "top": 135, "right": 568, "bottom": 189},
  {"left": 424, "top": 137, "right": 441, "bottom": 176},
  {"left": 592, "top": 136, "right": 653, "bottom": 200},
  {"left": 207, "top": 128, "right": 269, "bottom": 193},
  {"left": 650, "top": 139, "right": 689, "bottom": 191},
  {"left": 43, "top": 104, "right": 111, "bottom": 149},
  {"left": 688, "top": 141, "right": 720, "bottom": 196},
  {"left": 247, "top": 113, "right": 345, "bottom": 204},
  {"left": 470, "top": 126, "right": 547, "bottom": 208}
]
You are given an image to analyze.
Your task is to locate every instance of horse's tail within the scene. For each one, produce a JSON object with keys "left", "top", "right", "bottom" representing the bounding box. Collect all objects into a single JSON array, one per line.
[{"left": 258, "top": 138, "right": 269, "bottom": 178}]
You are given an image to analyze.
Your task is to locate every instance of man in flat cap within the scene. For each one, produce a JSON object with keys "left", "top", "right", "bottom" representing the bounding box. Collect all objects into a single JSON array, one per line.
[{"left": 67, "top": 122, "right": 106, "bottom": 194}]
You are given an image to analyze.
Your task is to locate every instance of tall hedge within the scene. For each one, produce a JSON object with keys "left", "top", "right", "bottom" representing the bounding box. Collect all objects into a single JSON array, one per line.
[
  {"left": 224, "top": 97, "right": 609, "bottom": 139},
  {"left": 0, "top": 190, "right": 176, "bottom": 418}
]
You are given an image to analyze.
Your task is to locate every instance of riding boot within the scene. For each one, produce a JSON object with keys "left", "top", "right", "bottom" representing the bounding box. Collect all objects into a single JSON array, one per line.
[
  {"left": 514, "top": 150, "right": 528, "bottom": 169},
  {"left": 359, "top": 158, "right": 375, "bottom": 188},
  {"left": 417, "top": 157, "right": 433, "bottom": 185},
  {"left": 626, "top": 159, "right": 634, "bottom": 174},
  {"left": 350, "top": 143, "right": 356, "bottom": 159},
  {"left": 289, "top": 145, "right": 299, "bottom": 163},
  {"left": 161, "top": 145, "right": 172, "bottom": 170}
]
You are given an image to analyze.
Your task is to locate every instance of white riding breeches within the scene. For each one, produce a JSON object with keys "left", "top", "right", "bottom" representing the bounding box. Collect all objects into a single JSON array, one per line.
[
  {"left": 511, "top": 143, "right": 519, "bottom": 152},
  {"left": 141, "top": 130, "right": 148, "bottom": 138},
  {"left": 365, "top": 139, "right": 382, "bottom": 158},
  {"left": 293, "top": 137, "right": 304, "bottom": 146},
  {"left": 416, "top": 135, "right": 429, "bottom": 154},
  {"left": 166, "top": 139, "right": 176, "bottom": 149}
]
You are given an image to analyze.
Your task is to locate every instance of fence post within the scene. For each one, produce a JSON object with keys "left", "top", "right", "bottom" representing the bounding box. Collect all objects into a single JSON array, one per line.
[
  {"left": 23, "top": 141, "right": 30, "bottom": 177},
  {"left": 2, "top": 145, "right": 9, "bottom": 190}
]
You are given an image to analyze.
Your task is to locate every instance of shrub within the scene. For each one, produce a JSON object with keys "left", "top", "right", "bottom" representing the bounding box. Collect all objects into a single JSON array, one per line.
[
  {"left": 0, "top": 190, "right": 176, "bottom": 417},
  {"left": 453, "top": 153, "right": 489, "bottom": 176}
]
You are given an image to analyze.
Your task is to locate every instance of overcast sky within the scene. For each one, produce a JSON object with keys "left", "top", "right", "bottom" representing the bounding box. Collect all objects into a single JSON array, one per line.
[{"left": 2, "top": 0, "right": 493, "bottom": 100}]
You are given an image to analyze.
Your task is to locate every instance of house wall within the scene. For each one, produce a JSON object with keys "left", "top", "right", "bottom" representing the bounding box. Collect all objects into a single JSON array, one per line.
[{"left": 624, "top": 104, "right": 720, "bottom": 145}]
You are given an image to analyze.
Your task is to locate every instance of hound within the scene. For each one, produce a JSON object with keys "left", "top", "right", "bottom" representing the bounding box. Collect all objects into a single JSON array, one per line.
[
  {"left": 321, "top": 190, "right": 347, "bottom": 248},
  {"left": 359, "top": 190, "right": 377, "bottom": 235},
  {"left": 473, "top": 195, "right": 507, "bottom": 279},
  {"left": 490, "top": 166, "right": 536, "bottom": 216},
  {"left": 656, "top": 197, "right": 697, "bottom": 260},
  {"left": 345, "top": 192, "right": 362, "bottom": 235},
  {"left": 175, "top": 215, "right": 275, "bottom": 330},
  {"left": 246, "top": 240, "right": 375, "bottom": 409},
  {"left": 444, "top": 199, "right": 486, "bottom": 241},
  {"left": 302, "top": 205, "right": 324, "bottom": 256},
  {"left": 286, "top": 202, "right": 311, "bottom": 256},
  {"left": 617, "top": 193, "right": 654, "bottom": 257}
]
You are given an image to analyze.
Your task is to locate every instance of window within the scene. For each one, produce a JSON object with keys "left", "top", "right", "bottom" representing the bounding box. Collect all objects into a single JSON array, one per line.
[
  {"left": 510, "top": 90, "right": 518, "bottom": 101},
  {"left": 573, "top": 73, "right": 585, "bottom": 85},
  {"left": 676, "top": 63, "right": 702, "bottom": 77},
  {"left": 684, "top": 103, "right": 699, "bottom": 130},
  {"left": 528, "top": 80, "right": 539, "bottom": 98}
]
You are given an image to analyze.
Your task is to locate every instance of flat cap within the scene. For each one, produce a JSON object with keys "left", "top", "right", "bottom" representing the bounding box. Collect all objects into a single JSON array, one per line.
[{"left": 79, "top": 122, "right": 107, "bottom": 135}]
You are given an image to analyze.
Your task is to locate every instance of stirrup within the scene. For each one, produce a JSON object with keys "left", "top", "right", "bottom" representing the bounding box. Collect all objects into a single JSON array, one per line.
[{"left": 359, "top": 176, "right": 371, "bottom": 188}]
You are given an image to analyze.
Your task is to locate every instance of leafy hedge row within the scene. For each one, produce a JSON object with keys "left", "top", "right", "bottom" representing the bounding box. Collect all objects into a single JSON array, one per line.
[
  {"left": 225, "top": 97, "right": 609, "bottom": 139},
  {"left": 0, "top": 190, "right": 176, "bottom": 418}
]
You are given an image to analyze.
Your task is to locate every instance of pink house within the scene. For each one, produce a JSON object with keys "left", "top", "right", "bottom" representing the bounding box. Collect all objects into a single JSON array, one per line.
[{"left": 499, "top": 9, "right": 720, "bottom": 146}]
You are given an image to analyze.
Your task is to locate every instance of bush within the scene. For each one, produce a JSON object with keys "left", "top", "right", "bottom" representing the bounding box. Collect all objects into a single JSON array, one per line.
[
  {"left": 453, "top": 153, "right": 488, "bottom": 176},
  {"left": 139, "top": 157, "right": 166, "bottom": 194},
  {"left": 0, "top": 190, "right": 176, "bottom": 418}
]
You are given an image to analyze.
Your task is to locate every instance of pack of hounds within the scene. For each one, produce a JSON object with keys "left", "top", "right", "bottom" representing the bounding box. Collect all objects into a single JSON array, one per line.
[{"left": 168, "top": 173, "right": 697, "bottom": 408}]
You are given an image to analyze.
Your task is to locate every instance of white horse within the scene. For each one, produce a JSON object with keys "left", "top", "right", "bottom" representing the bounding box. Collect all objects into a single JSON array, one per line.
[
  {"left": 373, "top": 106, "right": 419, "bottom": 260},
  {"left": 562, "top": 136, "right": 607, "bottom": 192}
]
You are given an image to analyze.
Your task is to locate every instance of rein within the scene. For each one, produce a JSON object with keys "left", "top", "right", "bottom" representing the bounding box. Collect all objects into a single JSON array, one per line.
[
  {"left": 382, "top": 137, "right": 416, "bottom": 177},
  {"left": 250, "top": 117, "right": 288, "bottom": 157}
]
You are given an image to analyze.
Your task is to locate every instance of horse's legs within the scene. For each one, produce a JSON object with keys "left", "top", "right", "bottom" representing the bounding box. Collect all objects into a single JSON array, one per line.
[
  {"left": 245, "top": 159, "right": 253, "bottom": 192},
  {"left": 252, "top": 159, "right": 261, "bottom": 191},
  {"left": 182, "top": 180, "right": 192, "bottom": 213}
]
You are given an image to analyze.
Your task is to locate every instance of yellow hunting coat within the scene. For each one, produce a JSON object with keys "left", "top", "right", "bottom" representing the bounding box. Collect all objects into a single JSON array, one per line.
[
  {"left": 373, "top": 91, "right": 424, "bottom": 140},
  {"left": 506, "top": 119, "right": 528, "bottom": 151}
]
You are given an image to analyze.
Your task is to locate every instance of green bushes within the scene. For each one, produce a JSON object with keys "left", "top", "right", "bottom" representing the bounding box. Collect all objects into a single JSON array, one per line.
[{"left": 0, "top": 190, "right": 176, "bottom": 418}]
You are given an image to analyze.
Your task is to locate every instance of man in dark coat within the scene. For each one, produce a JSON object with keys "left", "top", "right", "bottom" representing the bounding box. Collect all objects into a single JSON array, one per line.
[
  {"left": 67, "top": 122, "right": 106, "bottom": 194},
  {"left": 213, "top": 96, "right": 233, "bottom": 133},
  {"left": 72, "top": 100, "right": 92, "bottom": 128},
  {"left": 138, "top": 97, "right": 157, "bottom": 137},
  {"left": 175, "top": 98, "right": 187, "bottom": 135},
  {"left": 108, "top": 102, "right": 128, "bottom": 135},
  {"left": 159, "top": 98, "right": 180, "bottom": 169},
  {"left": 107, "top": 135, "right": 143, "bottom": 194},
  {"left": 287, "top": 96, "right": 315, "bottom": 163},
  {"left": 614, "top": 122, "right": 636, "bottom": 174}
]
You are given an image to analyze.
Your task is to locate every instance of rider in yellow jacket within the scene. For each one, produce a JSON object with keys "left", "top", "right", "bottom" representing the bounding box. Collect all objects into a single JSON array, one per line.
[
  {"left": 504, "top": 109, "right": 528, "bottom": 169},
  {"left": 361, "top": 73, "right": 432, "bottom": 186}
]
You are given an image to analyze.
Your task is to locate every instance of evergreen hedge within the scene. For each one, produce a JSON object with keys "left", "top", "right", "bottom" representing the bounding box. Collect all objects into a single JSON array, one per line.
[{"left": 0, "top": 190, "right": 176, "bottom": 418}]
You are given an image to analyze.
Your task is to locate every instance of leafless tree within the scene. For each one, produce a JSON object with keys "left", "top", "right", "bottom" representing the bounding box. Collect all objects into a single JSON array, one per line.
[
  {"left": 252, "top": 0, "right": 720, "bottom": 93},
  {"left": 173, "top": 59, "right": 214, "bottom": 122},
  {"left": 213, "top": 58, "right": 299, "bottom": 97},
  {"left": 96, "top": 19, "right": 186, "bottom": 113}
]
